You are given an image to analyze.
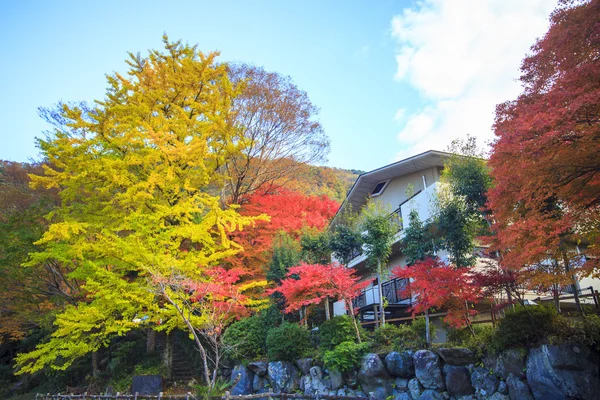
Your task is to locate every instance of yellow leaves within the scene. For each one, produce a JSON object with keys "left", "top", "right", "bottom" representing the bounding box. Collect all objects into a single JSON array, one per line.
[
  {"left": 15, "top": 36, "right": 276, "bottom": 374},
  {"left": 35, "top": 221, "right": 89, "bottom": 244}
]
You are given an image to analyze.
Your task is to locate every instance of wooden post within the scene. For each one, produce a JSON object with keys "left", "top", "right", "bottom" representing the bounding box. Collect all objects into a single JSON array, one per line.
[
  {"left": 158, "top": 392, "right": 163, "bottom": 399},
  {"left": 267, "top": 389, "right": 274, "bottom": 400},
  {"left": 594, "top": 289, "right": 599, "bottom": 308},
  {"left": 372, "top": 304, "right": 379, "bottom": 328},
  {"left": 83, "top": 392, "right": 87, "bottom": 400},
  {"left": 134, "top": 392, "right": 138, "bottom": 400}
]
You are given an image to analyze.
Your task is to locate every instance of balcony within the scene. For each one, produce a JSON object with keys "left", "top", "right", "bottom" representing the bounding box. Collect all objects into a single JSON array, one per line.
[{"left": 352, "top": 277, "right": 412, "bottom": 310}]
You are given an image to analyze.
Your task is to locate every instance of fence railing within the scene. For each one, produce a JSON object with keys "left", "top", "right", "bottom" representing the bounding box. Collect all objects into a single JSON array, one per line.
[
  {"left": 36, "top": 392, "right": 371, "bottom": 400},
  {"left": 352, "top": 277, "right": 411, "bottom": 310}
]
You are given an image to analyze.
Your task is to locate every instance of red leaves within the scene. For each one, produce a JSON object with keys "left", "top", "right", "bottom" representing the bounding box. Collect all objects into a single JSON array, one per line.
[
  {"left": 488, "top": 0, "right": 600, "bottom": 281},
  {"left": 271, "top": 263, "right": 370, "bottom": 314},
  {"left": 226, "top": 189, "right": 338, "bottom": 276},
  {"left": 392, "top": 257, "right": 481, "bottom": 328}
]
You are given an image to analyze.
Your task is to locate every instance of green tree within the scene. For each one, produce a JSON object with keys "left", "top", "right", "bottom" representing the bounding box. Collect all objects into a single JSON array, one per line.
[
  {"left": 436, "top": 192, "right": 477, "bottom": 268},
  {"left": 402, "top": 208, "right": 435, "bottom": 266},
  {"left": 359, "top": 200, "right": 399, "bottom": 326},
  {"left": 330, "top": 215, "right": 363, "bottom": 266},
  {"left": 15, "top": 37, "right": 257, "bottom": 378},
  {"left": 300, "top": 228, "right": 331, "bottom": 264}
]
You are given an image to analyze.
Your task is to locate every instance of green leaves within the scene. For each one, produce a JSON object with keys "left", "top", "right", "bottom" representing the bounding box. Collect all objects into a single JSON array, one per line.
[{"left": 359, "top": 200, "right": 399, "bottom": 268}]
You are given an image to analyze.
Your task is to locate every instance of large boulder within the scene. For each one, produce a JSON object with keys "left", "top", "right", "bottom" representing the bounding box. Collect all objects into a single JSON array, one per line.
[
  {"left": 385, "top": 351, "right": 415, "bottom": 378},
  {"left": 358, "top": 353, "right": 393, "bottom": 400},
  {"left": 487, "top": 394, "right": 509, "bottom": 400},
  {"left": 268, "top": 361, "right": 301, "bottom": 393},
  {"left": 470, "top": 366, "right": 498, "bottom": 399},
  {"left": 483, "top": 350, "right": 526, "bottom": 380},
  {"left": 329, "top": 369, "right": 343, "bottom": 390},
  {"left": 248, "top": 361, "right": 268, "bottom": 377},
  {"left": 419, "top": 389, "right": 445, "bottom": 400},
  {"left": 413, "top": 350, "right": 445, "bottom": 391},
  {"left": 408, "top": 377, "right": 423, "bottom": 400},
  {"left": 296, "top": 358, "right": 313, "bottom": 376},
  {"left": 443, "top": 365, "right": 474, "bottom": 397},
  {"left": 394, "top": 378, "right": 409, "bottom": 392},
  {"left": 506, "top": 373, "right": 533, "bottom": 400},
  {"left": 253, "top": 375, "right": 267, "bottom": 393},
  {"left": 437, "top": 348, "right": 478, "bottom": 366},
  {"left": 230, "top": 365, "right": 255, "bottom": 395},
  {"left": 307, "top": 366, "right": 328, "bottom": 394},
  {"left": 526, "top": 344, "right": 600, "bottom": 400},
  {"left": 393, "top": 391, "right": 412, "bottom": 400}
]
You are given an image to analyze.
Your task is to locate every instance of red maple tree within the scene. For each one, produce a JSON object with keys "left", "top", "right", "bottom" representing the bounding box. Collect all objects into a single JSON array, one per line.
[
  {"left": 226, "top": 189, "right": 339, "bottom": 277},
  {"left": 392, "top": 257, "right": 481, "bottom": 331},
  {"left": 489, "top": 0, "right": 600, "bottom": 291},
  {"left": 271, "top": 262, "right": 370, "bottom": 341}
]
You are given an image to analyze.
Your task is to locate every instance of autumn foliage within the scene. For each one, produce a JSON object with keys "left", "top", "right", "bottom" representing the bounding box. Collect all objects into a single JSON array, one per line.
[
  {"left": 226, "top": 189, "right": 339, "bottom": 276},
  {"left": 393, "top": 258, "right": 481, "bottom": 328},
  {"left": 271, "top": 263, "right": 369, "bottom": 314},
  {"left": 489, "top": 0, "right": 600, "bottom": 285}
]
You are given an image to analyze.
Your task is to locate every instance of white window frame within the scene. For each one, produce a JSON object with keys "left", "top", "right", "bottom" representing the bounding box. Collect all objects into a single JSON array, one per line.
[{"left": 370, "top": 180, "right": 390, "bottom": 197}]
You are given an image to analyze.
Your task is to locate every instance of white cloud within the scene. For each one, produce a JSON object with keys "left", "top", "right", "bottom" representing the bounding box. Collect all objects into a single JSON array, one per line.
[
  {"left": 391, "top": 0, "right": 557, "bottom": 160},
  {"left": 393, "top": 108, "right": 406, "bottom": 122}
]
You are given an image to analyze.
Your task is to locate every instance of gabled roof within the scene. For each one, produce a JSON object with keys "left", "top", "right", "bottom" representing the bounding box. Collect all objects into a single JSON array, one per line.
[{"left": 331, "top": 150, "right": 453, "bottom": 225}]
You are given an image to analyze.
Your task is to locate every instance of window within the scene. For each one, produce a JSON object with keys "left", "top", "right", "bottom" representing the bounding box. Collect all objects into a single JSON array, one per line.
[{"left": 370, "top": 180, "right": 389, "bottom": 197}]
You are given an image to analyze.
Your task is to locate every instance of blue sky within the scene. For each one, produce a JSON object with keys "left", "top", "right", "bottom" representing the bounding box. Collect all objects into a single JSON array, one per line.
[{"left": 0, "top": 0, "right": 556, "bottom": 171}]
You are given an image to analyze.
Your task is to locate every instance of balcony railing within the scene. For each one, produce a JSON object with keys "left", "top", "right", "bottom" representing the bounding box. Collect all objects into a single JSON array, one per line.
[{"left": 352, "top": 277, "right": 411, "bottom": 310}]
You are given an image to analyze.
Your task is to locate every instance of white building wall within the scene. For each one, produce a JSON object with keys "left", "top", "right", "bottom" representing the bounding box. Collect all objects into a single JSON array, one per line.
[{"left": 376, "top": 167, "right": 439, "bottom": 212}]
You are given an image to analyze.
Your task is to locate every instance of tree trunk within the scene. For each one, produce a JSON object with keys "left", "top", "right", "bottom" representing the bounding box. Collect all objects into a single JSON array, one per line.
[
  {"left": 377, "top": 258, "right": 386, "bottom": 326},
  {"left": 425, "top": 310, "right": 430, "bottom": 346},
  {"left": 553, "top": 283, "right": 561, "bottom": 313},
  {"left": 163, "top": 332, "right": 173, "bottom": 380},
  {"left": 563, "top": 252, "right": 583, "bottom": 314},
  {"left": 346, "top": 298, "right": 362, "bottom": 343},
  {"left": 324, "top": 297, "right": 331, "bottom": 320},
  {"left": 146, "top": 329, "right": 156, "bottom": 354},
  {"left": 163, "top": 290, "right": 212, "bottom": 387},
  {"left": 92, "top": 351, "right": 99, "bottom": 379}
]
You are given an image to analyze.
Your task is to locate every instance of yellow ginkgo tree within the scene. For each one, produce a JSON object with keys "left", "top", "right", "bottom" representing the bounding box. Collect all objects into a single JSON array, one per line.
[{"left": 15, "top": 36, "right": 266, "bottom": 386}]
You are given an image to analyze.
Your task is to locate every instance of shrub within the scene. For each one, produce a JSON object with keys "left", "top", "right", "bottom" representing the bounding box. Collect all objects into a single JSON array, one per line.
[
  {"left": 549, "top": 313, "right": 600, "bottom": 352},
  {"left": 223, "top": 315, "right": 267, "bottom": 361},
  {"left": 266, "top": 322, "right": 311, "bottom": 361},
  {"left": 370, "top": 324, "right": 405, "bottom": 353},
  {"left": 493, "top": 305, "right": 558, "bottom": 350},
  {"left": 318, "top": 316, "right": 361, "bottom": 351},
  {"left": 369, "top": 319, "right": 433, "bottom": 353},
  {"left": 323, "top": 341, "right": 371, "bottom": 373}
]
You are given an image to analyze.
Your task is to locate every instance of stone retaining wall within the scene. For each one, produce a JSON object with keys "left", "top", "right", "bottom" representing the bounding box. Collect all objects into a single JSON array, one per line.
[{"left": 227, "top": 344, "right": 599, "bottom": 400}]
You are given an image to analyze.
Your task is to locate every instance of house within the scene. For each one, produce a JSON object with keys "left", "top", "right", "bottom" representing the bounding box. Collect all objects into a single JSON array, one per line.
[
  {"left": 329, "top": 150, "right": 454, "bottom": 339},
  {"left": 330, "top": 150, "right": 600, "bottom": 341}
]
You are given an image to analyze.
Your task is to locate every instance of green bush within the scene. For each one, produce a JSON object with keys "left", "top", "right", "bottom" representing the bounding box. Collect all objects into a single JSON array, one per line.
[
  {"left": 323, "top": 341, "right": 371, "bottom": 373},
  {"left": 318, "top": 316, "right": 361, "bottom": 351},
  {"left": 370, "top": 324, "right": 404, "bottom": 353},
  {"left": 223, "top": 315, "right": 267, "bottom": 361},
  {"left": 549, "top": 313, "right": 600, "bottom": 351},
  {"left": 266, "top": 322, "right": 311, "bottom": 361},
  {"left": 369, "top": 319, "right": 433, "bottom": 353},
  {"left": 493, "top": 305, "right": 558, "bottom": 350}
]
